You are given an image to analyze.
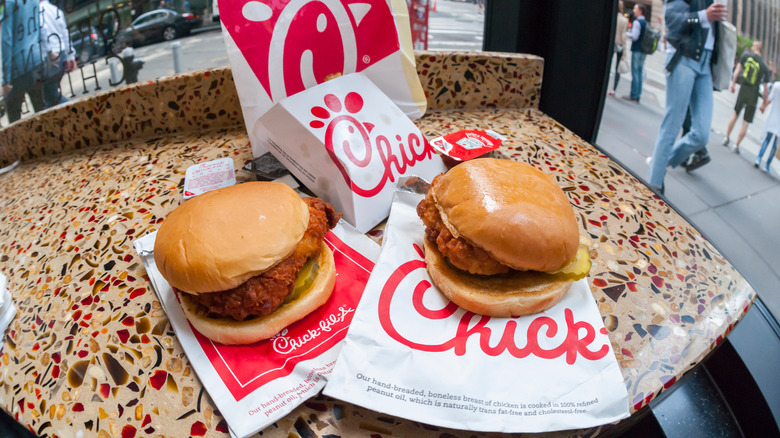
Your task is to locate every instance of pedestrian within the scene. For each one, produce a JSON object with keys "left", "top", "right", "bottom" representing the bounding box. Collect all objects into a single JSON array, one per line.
[
  {"left": 623, "top": 3, "right": 648, "bottom": 103},
  {"left": 609, "top": 1, "right": 628, "bottom": 97},
  {"left": 647, "top": 0, "right": 728, "bottom": 193},
  {"left": 1, "top": 0, "right": 46, "bottom": 123},
  {"left": 40, "top": 0, "right": 77, "bottom": 108},
  {"left": 755, "top": 81, "right": 780, "bottom": 172},
  {"left": 722, "top": 41, "right": 770, "bottom": 154}
]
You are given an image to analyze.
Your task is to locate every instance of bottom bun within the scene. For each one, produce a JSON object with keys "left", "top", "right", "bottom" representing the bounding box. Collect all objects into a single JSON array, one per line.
[
  {"left": 424, "top": 240, "right": 572, "bottom": 317},
  {"left": 179, "top": 243, "right": 337, "bottom": 345}
]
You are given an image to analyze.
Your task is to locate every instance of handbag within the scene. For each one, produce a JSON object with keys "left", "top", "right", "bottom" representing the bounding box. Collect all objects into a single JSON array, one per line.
[
  {"left": 712, "top": 21, "right": 736, "bottom": 91},
  {"left": 618, "top": 58, "right": 629, "bottom": 74}
]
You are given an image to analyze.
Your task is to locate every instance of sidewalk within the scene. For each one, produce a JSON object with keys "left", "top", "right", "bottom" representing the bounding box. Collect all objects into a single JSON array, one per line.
[{"left": 597, "top": 48, "right": 780, "bottom": 321}]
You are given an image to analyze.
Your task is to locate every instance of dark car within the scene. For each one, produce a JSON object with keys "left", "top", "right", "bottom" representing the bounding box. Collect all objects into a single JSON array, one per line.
[
  {"left": 69, "top": 26, "right": 107, "bottom": 65},
  {"left": 117, "top": 9, "right": 201, "bottom": 48}
]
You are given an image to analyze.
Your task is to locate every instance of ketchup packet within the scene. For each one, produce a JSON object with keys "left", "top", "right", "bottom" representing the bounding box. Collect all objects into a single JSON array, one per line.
[
  {"left": 429, "top": 129, "right": 505, "bottom": 162},
  {"left": 323, "top": 189, "right": 630, "bottom": 433},
  {"left": 183, "top": 158, "right": 236, "bottom": 199},
  {"left": 134, "top": 220, "right": 380, "bottom": 438},
  {"left": 253, "top": 73, "right": 445, "bottom": 232}
]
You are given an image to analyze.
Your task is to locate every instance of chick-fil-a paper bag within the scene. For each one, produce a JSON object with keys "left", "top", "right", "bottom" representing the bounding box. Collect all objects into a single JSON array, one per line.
[
  {"left": 221, "top": 0, "right": 426, "bottom": 155},
  {"left": 253, "top": 73, "right": 445, "bottom": 232},
  {"left": 324, "top": 190, "right": 630, "bottom": 432},
  {"left": 134, "top": 221, "right": 379, "bottom": 438}
]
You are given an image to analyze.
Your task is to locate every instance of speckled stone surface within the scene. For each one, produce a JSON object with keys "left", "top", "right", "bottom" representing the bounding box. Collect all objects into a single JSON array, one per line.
[{"left": 0, "top": 52, "right": 755, "bottom": 438}]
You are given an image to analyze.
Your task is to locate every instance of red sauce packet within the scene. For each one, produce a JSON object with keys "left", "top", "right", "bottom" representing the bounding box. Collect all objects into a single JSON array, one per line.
[{"left": 429, "top": 129, "right": 505, "bottom": 162}]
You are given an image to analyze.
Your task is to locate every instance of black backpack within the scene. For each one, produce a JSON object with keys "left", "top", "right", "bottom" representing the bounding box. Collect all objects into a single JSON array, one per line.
[{"left": 639, "top": 21, "right": 660, "bottom": 54}]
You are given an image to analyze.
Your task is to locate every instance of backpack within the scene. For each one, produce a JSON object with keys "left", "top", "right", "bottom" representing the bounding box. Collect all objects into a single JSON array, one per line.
[
  {"left": 640, "top": 22, "right": 660, "bottom": 54},
  {"left": 741, "top": 56, "right": 761, "bottom": 86}
]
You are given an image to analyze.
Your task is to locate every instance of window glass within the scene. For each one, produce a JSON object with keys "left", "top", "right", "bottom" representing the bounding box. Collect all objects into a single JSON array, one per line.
[{"left": 0, "top": 0, "right": 485, "bottom": 125}]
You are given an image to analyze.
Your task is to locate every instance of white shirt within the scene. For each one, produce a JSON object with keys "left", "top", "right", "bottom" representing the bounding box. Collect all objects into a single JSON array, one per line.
[
  {"left": 40, "top": 0, "right": 75, "bottom": 61},
  {"left": 626, "top": 16, "right": 644, "bottom": 41},
  {"left": 766, "top": 82, "right": 780, "bottom": 137}
]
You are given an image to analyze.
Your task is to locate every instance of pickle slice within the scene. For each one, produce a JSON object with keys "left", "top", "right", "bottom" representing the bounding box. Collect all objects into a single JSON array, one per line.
[
  {"left": 552, "top": 245, "right": 591, "bottom": 281},
  {"left": 286, "top": 259, "right": 320, "bottom": 304}
]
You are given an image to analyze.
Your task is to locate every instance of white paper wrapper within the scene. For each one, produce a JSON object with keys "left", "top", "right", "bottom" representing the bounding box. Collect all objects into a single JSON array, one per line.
[
  {"left": 134, "top": 221, "right": 380, "bottom": 438},
  {"left": 253, "top": 73, "right": 445, "bottom": 232},
  {"left": 324, "top": 190, "right": 630, "bottom": 433}
]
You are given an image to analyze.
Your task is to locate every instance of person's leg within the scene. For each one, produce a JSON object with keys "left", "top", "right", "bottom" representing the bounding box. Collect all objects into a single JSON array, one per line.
[
  {"left": 5, "top": 74, "right": 34, "bottom": 123},
  {"left": 612, "top": 49, "right": 622, "bottom": 93},
  {"left": 756, "top": 132, "right": 772, "bottom": 167},
  {"left": 735, "top": 120, "right": 750, "bottom": 151},
  {"left": 724, "top": 111, "right": 738, "bottom": 144},
  {"left": 636, "top": 53, "right": 646, "bottom": 100},
  {"left": 734, "top": 103, "right": 756, "bottom": 152},
  {"left": 630, "top": 51, "right": 642, "bottom": 100},
  {"left": 669, "top": 51, "right": 713, "bottom": 168},
  {"left": 648, "top": 53, "right": 695, "bottom": 188},
  {"left": 764, "top": 135, "right": 778, "bottom": 171},
  {"left": 27, "top": 77, "right": 46, "bottom": 114}
]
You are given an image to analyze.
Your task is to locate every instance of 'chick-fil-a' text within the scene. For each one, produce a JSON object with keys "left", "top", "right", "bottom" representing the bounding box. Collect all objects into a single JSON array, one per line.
[{"left": 376, "top": 247, "right": 611, "bottom": 365}]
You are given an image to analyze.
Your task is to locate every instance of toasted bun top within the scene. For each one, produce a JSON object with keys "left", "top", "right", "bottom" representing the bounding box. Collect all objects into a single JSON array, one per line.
[
  {"left": 431, "top": 158, "right": 578, "bottom": 272},
  {"left": 154, "top": 182, "right": 309, "bottom": 293}
]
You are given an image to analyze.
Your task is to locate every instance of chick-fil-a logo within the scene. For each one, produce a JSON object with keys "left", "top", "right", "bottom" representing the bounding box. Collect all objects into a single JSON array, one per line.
[
  {"left": 308, "top": 92, "right": 436, "bottom": 196},
  {"left": 377, "top": 244, "right": 611, "bottom": 365},
  {"left": 271, "top": 305, "right": 355, "bottom": 354},
  {"left": 221, "top": 0, "right": 399, "bottom": 102}
]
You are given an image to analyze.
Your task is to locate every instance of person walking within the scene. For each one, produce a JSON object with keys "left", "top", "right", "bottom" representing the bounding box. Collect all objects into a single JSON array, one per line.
[
  {"left": 722, "top": 41, "right": 770, "bottom": 154},
  {"left": 2, "top": 0, "right": 45, "bottom": 123},
  {"left": 609, "top": 1, "right": 628, "bottom": 97},
  {"left": 755, "top": 81, "right": 780, "bottom": 172},
  {"left": 40, "top": 0, "right": 77, "bottom": 108},
  {"left": 646, "top": 0, "right": 728, "bottom": 193},
  {"left": 623, "top": 3, "right": 648, "bottom": 103}
]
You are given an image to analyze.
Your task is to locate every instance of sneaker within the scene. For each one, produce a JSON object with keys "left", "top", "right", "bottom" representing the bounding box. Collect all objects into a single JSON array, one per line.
[
  {"left": 684, "top": 153, "right": 711, "bottom": 172},
  {"left": 608, "top": 90, "right": 615, "bottom": 96},
  {"left": 722, "top": 138, "right": 730, "bottom": 147},
  {"left": 646, "top": 156, "right": 652, "bottom": 166},
  {"left": 622, "top": 95, "right": 639, "bottom": 103},
  {"left": 754, "top": 162, "right": 760, "bottom": 168},
  {"left": 762, "top": 166, "right": 770, "bottom": 173},
  {"left": 734, "top": 145, "right": 740, "bottom": 154}
]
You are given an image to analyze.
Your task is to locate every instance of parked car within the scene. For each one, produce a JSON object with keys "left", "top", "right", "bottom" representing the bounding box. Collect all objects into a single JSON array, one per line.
[
  {"left": 69, "top": 26, "right": 107, "bottom": 65},
  {"left": 116, "top": 9, "right": 202, "bottom": 48}
]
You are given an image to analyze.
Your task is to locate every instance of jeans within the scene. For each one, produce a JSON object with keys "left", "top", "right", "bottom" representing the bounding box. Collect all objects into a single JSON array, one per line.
[
  {"left": 648, "top": 50, "right": 713, "bottom": 188},
  {"left": 756, "top": 133, "right": 778, "bottom": 169},
  {"left": 630, "top": 50, "right": 647, "bottom": 100}
]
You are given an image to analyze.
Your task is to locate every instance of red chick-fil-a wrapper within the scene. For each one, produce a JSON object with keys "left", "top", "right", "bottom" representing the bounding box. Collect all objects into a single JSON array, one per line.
[
  {"left": 324, "top": 189, "right": 630, "bottom": 433},
  {"left": 253, "top": 73, "right": 445, "bottom": 232},
  {"left": 429, "top": 129, "right": 505, "bottom": 162},
  {"left": 134, "top": 217, "right": 380, "bottom": 438}
]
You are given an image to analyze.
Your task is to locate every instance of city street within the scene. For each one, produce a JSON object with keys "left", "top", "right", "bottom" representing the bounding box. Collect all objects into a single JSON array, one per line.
[{"left": 598, "top": 48, "right": 780, "bottom": 321}]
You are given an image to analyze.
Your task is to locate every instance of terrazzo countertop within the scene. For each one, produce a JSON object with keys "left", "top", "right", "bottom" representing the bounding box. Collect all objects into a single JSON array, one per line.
[{"left": 0, "top": 52, "right": 755, "bottom": 437}]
